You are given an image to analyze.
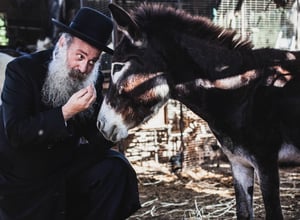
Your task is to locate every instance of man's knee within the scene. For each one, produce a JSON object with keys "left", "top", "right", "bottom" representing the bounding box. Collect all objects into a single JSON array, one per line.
[
  {"left": 66, "top": 151, "right": 140, "bottom": 219},
  {"left": 86, "top": 151, "right": 137, "bottom": 187}
]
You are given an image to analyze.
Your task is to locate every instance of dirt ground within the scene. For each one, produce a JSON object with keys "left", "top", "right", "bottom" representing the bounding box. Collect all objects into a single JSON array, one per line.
[{"left": 127, "top": 160, "right": 300, "bottom": 220}]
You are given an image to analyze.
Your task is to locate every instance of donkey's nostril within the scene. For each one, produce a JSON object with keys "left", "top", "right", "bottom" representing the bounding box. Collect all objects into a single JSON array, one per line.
[{"left": 96, "top": 120, "right": 102, "bottom": 130}]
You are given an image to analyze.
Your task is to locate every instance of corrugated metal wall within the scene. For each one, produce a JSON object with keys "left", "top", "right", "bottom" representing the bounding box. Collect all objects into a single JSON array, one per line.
[{"left": 215, "top": 0, "right": 296, "bottom": 49}]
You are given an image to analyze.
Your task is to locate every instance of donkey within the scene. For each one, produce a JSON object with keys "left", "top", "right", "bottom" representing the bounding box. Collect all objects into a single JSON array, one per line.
[{"left": 97, "top": 3, "right": 300, "bottom": 219}]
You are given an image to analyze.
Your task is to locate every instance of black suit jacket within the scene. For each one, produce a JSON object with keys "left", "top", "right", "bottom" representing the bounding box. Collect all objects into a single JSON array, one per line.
[{"left": 0, "top": 49, "right": 112, "bottom": 180}]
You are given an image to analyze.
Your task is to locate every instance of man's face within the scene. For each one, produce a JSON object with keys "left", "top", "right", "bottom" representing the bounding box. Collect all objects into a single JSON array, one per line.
[
  {"left": 41, "top": 35, "right": 102, "bottom": 108},
  {"left": 65, "top": 37, "right": 102, "bottom": 80}
]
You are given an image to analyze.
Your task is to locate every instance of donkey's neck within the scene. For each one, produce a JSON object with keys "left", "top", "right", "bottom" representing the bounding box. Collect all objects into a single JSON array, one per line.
[
  {"left": 164, "top": 41, "right": 257, "bottom": 88},
  {"left": 170, "top": 47, "right": 298, "bottom": 119}
]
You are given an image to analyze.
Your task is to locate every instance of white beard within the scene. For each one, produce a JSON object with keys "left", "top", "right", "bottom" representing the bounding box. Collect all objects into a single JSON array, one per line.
[{"left": 41, "top": 43, "right": 100, "bottom": 116}]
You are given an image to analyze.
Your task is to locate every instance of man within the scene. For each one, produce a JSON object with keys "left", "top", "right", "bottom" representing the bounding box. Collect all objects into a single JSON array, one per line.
[{"left": 0, "top": 7, "right": 140, "bottom": 220}]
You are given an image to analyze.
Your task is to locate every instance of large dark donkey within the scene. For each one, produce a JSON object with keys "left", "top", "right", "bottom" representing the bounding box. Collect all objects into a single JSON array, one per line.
[{"left": 97, "top": 3, "right": 300, "bottom": 219}]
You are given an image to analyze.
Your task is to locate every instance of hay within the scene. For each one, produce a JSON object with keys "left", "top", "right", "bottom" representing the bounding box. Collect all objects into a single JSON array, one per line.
[{"left": 127, "top": 161, "right": 300, "bottom": 219}]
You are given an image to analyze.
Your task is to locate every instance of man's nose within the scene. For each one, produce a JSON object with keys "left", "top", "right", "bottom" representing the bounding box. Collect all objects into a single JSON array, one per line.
[{"left": 78, "top": 61, "right": 88, "bottom": 73}]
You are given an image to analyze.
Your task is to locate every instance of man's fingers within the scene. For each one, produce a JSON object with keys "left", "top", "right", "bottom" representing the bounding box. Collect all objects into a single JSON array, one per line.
[
  {"left": 75, "top": 88, "right": 89, "bottom": 98},
  {"left": 67, "top": 85, "right": 96, "bottom": 113}
]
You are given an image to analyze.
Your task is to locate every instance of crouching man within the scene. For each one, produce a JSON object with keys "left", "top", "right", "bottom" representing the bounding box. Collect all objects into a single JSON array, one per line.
[{"left": 0, "top": 7, "right": 140, "bottom": 220}]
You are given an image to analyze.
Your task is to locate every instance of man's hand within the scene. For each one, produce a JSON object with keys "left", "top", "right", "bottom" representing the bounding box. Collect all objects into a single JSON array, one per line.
[{"left": 62, "top": 84, "right": 96, "bottom": 120}]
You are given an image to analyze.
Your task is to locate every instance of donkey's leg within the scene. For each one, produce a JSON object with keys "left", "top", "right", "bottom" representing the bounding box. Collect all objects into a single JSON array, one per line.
[
  {"left": 256, "top": 161, "right": 283, "bottom": 220},
  {"left": 230, "top": 161, "right": 255, "bottom": 220}
]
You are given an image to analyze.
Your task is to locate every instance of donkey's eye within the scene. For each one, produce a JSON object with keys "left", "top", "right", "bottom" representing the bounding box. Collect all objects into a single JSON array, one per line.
[
  {"left": 112, "top": 63, "right": 125, "bottom": 75},
  {"left": 111, "top": 62, "right": 130, "bottom": 84}
]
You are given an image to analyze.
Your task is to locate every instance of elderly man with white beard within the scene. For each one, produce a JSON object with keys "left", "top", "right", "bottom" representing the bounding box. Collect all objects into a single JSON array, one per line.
[{"left": 0, "top": 7, "right": 140, "bottom": 220}]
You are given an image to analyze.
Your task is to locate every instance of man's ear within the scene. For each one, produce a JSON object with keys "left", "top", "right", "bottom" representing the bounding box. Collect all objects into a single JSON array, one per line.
[{"left": 58, "top": 35, "right": 65, "bottom": 48}]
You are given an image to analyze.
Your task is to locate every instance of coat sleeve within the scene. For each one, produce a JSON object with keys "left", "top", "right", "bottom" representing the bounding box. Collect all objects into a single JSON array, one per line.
[{"left": 1, "top": 56, "right": 70, "bottom": 149}]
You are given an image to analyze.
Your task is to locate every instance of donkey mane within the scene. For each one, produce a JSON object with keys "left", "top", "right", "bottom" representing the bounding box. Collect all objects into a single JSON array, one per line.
[{"left": 130, "top": 3, "right": 253, "bottom": 50}]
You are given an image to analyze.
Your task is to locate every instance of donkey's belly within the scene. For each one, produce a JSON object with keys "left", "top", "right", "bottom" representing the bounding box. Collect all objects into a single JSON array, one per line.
[{"left": 278, "top": 143, "right": 300, "bottom": 164}]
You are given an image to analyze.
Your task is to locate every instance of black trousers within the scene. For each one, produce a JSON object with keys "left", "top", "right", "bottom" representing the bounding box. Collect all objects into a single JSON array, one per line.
[
  {"left": 66, "top": 149, "right": 141, "bottom": 220},
  {"left": 0, "top": 149, "right": 141, "bottom": 220}
]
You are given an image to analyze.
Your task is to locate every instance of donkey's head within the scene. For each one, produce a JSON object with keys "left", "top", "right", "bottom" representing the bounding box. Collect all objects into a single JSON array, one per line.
[{"left": 97, "top": 3, "right": 171, "bottom": 142}]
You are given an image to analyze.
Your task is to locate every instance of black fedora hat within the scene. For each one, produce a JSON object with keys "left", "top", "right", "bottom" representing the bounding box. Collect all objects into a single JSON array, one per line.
[{"left": 52, "top": 7, "right": 114, "bottom": 55}]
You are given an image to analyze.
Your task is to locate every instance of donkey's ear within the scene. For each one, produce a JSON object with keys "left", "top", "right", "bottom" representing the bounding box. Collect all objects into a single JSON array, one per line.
[{"left": 109, "top": 3, "right": 144, "bottom": 47}]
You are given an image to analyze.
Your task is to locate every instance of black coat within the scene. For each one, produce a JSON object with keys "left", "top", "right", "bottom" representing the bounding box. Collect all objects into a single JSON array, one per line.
[
  {"left": 0, "top": 49, "right": 112, "bottom": 178},
  {"left": 0, "top": 49, "right": 115, "bottom": 219}
]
